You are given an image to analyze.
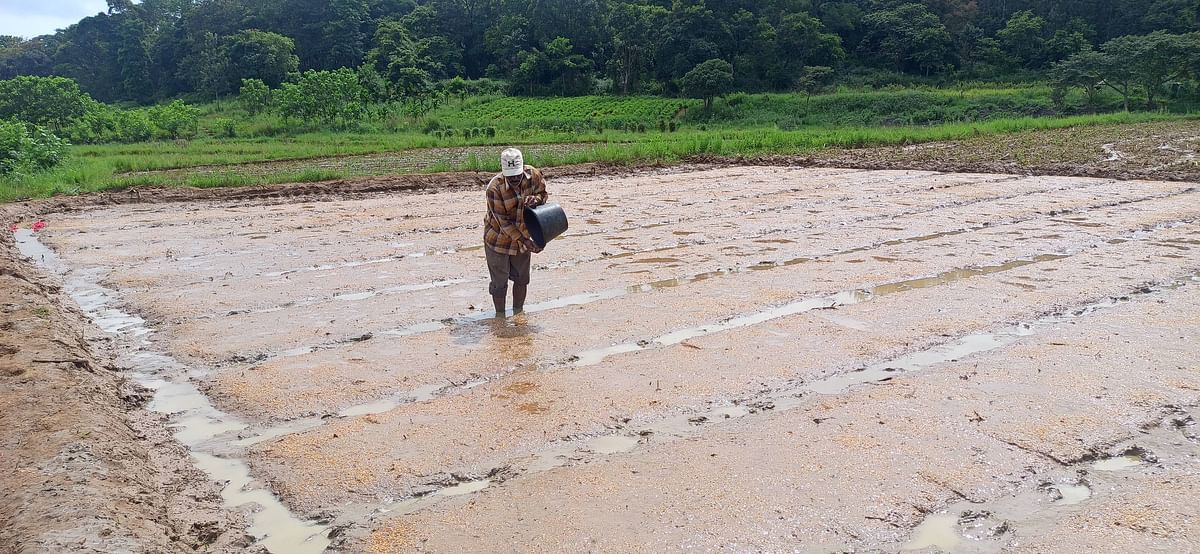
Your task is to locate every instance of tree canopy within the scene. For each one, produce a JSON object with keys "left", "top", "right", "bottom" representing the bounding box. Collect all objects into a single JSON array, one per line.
[{"left": 0, "top": 0, "right": 1197, "bottom": 102}]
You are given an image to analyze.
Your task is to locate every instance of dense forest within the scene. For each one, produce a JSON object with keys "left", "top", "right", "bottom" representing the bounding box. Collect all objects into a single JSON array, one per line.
[{"left": 2, "top": 0, "right": 1198, "bottom": 104}]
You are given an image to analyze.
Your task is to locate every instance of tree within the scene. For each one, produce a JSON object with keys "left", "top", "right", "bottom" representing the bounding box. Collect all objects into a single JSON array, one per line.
[
  {"left": 510, "top": 37, "right": 595, "bottom": 96},
  {"left": 367, "top": 19, "right": 438, "bottom": 101},
  {"left": 997, "top": 11, "right": 1047, "bottom": 69},
  {"left": 114, "top": 14, "right": 153, "bottom": 103},
  {"left": 0, "top": 76, "right": 90, "bottom": 130},
  {"left": 188, "top": 31, "right": 231, "bottom": 99},
  {"left": 606, "top": 3, "right": 667, "bottom": 95},
  {"left": 238, "top": 78, "right": 271, "bottom": 114},
  {"left": 1050, "top": 50, "right": 1105, "bottom": 109},
  {"left": 797, "top": 66, "right": 835, "bottom": 109},
  {"left": 1101, "top": 32, "right": 1197, "bottom": 109},
  {"left": 52, "top": 13, "right": 121, "bottom": 102},
  {"left": 859, "top": 4, "right": 954, "bottom": 75},
  {"left": 0, "top": 36, "right": 57, "bottom": 80},
  {"left": 680, "top": 58, "right": 733, "bottom": 110},
  {"left": 654, "top": 2, "right": 729, "bottom": 84},
  {"left": 771, "top": 13, "right": 845, "bottom": 89},
  {"left": 225, "top": 30, "right": 298, "bottom": 89}
]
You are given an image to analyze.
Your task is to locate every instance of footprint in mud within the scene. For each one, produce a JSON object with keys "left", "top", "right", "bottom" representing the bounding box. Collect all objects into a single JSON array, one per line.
[
  {"left": 1167, "top": 412, "right": 1199, "bottom": 443},
  {"left": 1092, "top": 447, "right": 1156, "bottom": 471},
  {"left": 1049, "top": 482, "right": 1092, "bottom": 506},
  {"left": 904, "top": 509, "right": 1012, "bottom": 551}
]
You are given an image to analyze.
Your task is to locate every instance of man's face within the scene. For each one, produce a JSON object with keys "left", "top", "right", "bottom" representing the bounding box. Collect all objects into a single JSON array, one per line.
[{"left": 504, "top": 174, "right": 522, "bottom": 187}]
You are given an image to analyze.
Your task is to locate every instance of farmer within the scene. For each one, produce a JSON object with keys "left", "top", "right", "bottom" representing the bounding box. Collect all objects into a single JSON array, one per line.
[{"left": 484, "top": 148, "right": 548, "bottom": 317}]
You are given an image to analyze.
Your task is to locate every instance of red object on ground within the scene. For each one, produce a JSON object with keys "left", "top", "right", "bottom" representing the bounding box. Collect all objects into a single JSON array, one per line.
[
  {"left": 31, "top": 220, "right": 46, "bottom": 232},
  {"left": 7, "top": 223, "right": 16, "bottom": 233}
]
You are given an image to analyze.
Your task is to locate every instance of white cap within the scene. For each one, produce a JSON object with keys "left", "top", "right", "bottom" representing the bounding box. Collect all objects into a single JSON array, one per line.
[{"left": 500, "top": 148, "right": 524, "bottom": 177}]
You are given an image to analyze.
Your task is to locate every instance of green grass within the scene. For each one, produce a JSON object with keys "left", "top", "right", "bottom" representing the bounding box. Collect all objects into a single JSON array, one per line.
[
  {"left": 3, "top": 110, "right": 1186, "bottom": 203},
  {"left": 694, "top": 86, "right": 1135, "bottom": 129},
  {"left": 431, "top": 95, "right": 693, "bottom": 131}
]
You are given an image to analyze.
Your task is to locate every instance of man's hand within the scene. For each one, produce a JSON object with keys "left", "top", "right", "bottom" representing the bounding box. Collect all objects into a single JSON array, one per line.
[
  {"left": 523, "top": 195, "right": 541, "bottom": 208},
  {"left": 522, "top": 238, "right": 543, "bottom": 253}
]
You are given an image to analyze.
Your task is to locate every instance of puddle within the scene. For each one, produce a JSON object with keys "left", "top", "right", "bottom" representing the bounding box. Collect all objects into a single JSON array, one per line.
[
  {"left": 192, "top": 453, "right": 329, "bottom": 554},
  {"left": 13, "top": 230, "right": 330, "bottom": 554},
  {"left": 585, "top": 435, "right": 640, "bottom": 454},
  {"left": 868, "top": 254, "right": 1068, "bottom": 297},
  {"left": 711, "top": 406, "right": 751, "bottom": 418},
  {"left": 1053, "top": 483, "right": 1091, "bottom": 505},
  {"left": 437, "top": 479, "right": 492, "bottom": 496},
  {"left": 1092, "top": 456, "right": 1144, "bottom": 471},
  {"left": 262, "top": 255, "right": 403, "bottom": 278},
  {"left": 902, "top": 513, "right": 961, "bottom": 551},
  {"left": 332, "top": 279, "right": 471, "bottom": 302}
]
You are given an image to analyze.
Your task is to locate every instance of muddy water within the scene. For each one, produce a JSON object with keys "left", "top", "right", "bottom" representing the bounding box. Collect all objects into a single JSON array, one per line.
[{"left": 12, "top": 230, "right": 330, "bottom": 554}]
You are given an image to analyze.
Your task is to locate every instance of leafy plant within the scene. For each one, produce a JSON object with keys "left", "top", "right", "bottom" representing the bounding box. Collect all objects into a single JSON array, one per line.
[
  {"left": 0, "top": 120, "right": 68, "bottom": 175},
  {"left": 148, "top": 100, "right": 201, "bottom": 139},
  {"left": 239, "top": 78, "right": 272, "bottom": 115}
]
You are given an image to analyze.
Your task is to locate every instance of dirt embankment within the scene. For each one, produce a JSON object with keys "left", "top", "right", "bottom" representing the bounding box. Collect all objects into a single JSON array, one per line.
[
  {"left": 796, "top": 120, "right": 1200, "bottom": 182},
  {"left": 14, "top": 164, "right": 637, "bottom": 214},
  {"left": 0, "top": 212, "right": 255, "bottom": 553}
]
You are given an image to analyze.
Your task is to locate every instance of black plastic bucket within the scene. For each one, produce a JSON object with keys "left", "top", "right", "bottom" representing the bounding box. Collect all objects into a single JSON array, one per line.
[{"left": 524, "top": 203, "right": 569, "bottom": 249}]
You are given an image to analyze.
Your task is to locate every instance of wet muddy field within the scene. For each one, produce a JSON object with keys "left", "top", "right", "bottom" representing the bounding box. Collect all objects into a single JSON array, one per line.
[{"left": 8, "top": 165, "right": 1200, "bottom": 552}]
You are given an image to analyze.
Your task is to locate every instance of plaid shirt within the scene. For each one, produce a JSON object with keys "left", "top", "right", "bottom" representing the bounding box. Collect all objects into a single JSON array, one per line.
[{"left": 483, "top": 166, "right": 548, "bottom": 255}]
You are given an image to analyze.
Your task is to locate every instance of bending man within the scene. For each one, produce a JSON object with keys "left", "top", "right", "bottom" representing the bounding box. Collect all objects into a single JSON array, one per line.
[{"left": 483, "top": 148, "right": 547, "bottom": 317}]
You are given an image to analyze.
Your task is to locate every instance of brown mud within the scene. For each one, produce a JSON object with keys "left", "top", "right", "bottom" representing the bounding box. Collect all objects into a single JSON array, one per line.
[
  {"left": 2, "top": 131, "right": 1199, "bottom": 552},
  {"left": 0, "top": 220, "right": 256, "bottom": 552}
]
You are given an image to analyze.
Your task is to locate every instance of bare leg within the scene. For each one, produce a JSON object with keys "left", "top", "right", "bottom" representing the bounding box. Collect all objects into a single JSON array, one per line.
[{"left": 512, "top": 284, "right": 528, "bottom": 314}]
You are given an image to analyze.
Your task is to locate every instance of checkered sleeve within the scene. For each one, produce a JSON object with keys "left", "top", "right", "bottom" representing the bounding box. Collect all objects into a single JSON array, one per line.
[{"left": 527, "top": 167, "right": 548, "bottom": 206}]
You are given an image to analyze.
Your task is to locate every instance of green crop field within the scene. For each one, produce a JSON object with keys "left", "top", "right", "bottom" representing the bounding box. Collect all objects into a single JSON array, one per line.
[
  {"left": 2, "top": 109, "right": 1187, "bottom": 203},
  {"left": 437, "top": 96, "right": 693, "bottom": 129}
]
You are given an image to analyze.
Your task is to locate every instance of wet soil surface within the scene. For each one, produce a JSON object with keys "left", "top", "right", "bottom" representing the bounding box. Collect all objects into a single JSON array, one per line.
[
  {"left": 4, "top": 164, "right": 1199, "bottom": 553},
  {"left": 117, "top": 144, "right": 601, "bottom": 180},
  {"left": 789, "top": 119, "right": 1200, "bottom": 183},
  {"left": 0, "top": 221, "right": 257, "bottom": 552}
]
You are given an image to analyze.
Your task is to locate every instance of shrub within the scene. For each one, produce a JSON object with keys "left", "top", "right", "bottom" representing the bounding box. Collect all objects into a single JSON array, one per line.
[
  {"left": 273, "top": 69, "right": 365, "bottom": 126},
  {"left": 116, "top": 110, "right": 155, "bottom": 142},
  {"left": 0, "top": 120, "right": 68, "bottom": 175},
  {"left": 216, "top": 118, "right": 237, "bottom": 138},
  {"left": 149, "top": 100, "right": 201, "bottom": 139},
  {"left": 0, "top": 76, "right": 89, "bottom": 130},
  {"left": 239, "top": 78, "right": 272, "bottom": 115}
]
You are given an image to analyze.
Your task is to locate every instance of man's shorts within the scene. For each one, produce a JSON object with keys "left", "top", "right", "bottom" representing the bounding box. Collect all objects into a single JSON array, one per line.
[{"left": 485, "top": 245, "right": 531, "bottom": 294}]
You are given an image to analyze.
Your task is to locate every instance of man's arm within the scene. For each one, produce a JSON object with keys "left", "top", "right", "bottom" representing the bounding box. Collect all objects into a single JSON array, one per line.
[
  {"left": 487, "top": 186, "right": 527, "bottom": 244},
  {"left": 526, "top": 168, "right": 548, "bottom": 206}
]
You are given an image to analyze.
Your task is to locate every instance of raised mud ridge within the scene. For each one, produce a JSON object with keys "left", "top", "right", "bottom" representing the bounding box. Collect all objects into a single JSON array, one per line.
[{"left": 0, "top": 228, "right": 255, "bottom": 552}]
